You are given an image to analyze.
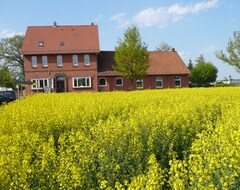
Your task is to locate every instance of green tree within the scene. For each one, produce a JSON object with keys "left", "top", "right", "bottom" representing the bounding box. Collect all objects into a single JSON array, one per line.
[
  {"left": 0, "top": 67, "right": 14, "bottom": 88},
  {"left": 216, "top": 31, "right": 240, "bottom": 72},
  {"left": 114, "top": 25, "right": 150, "bottom": 90},
  {"left": 189, "top": 55, "right": 218, "bottom": 87},
  {"left": 155, "top": 41, "right": 172, "bottom": 51},
  {"left": 0, "top": 35, "right": 24, "bottom": 79},
  {"left": 187, "top": 59, "right": 193, "bottom": 71}
]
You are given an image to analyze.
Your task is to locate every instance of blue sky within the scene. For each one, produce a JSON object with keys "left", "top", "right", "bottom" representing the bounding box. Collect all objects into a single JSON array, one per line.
[{"left": 0, "top": 0, "right": 239, "bottom": 80}]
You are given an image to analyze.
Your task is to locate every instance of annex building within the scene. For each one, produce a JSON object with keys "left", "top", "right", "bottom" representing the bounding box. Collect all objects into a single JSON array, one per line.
[{"left": 21, "top": 22, "right": 190, "bottom": 94}]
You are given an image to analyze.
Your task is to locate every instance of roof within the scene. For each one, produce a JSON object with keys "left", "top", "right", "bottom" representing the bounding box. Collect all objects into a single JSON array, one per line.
[
  {"left": 21, "top": 23, "right": 100, "bottom": 55},
  {"left": 98, "top": 50, "right": 190, "bottom": 76}
]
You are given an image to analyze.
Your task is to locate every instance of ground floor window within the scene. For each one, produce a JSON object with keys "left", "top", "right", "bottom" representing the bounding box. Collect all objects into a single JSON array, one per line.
[
  {"left": 31, "top": 78, "right": 49, "bottom": 90},
  {"left": 156, "top": 76, "right": 163, "bottom": 88},
  {"left": 72, "top": 77, "right": 91, "bottom": 88},
  {"left": 174, "top": 76, "right": 181, "bottom": 87},
  {"left": 99, "top": 77, "right": 107, "bottom": 86},
  {"left": 115, "top": 77, "right": 123, "bottom": 86},
  {"left": 136, "top": 79, "right": 143, "bottom": 89}
]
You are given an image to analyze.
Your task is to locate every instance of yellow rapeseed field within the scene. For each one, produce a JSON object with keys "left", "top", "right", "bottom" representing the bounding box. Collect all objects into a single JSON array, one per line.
[{"left": 0, "top": 87, "right": 239, "bottom": 189}]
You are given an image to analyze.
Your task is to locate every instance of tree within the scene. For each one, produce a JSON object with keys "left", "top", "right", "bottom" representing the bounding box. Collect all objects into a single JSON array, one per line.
[
  {"left": 189, "top": 55, "right": 218, "bottom": 87},
  {"left": 0, "top": 67, "right": 14, "bottom": 88},
  {"left": 216, "top": 31, "right": 240, "bottom": 72},
  {"left": 187, "top": 59, "right": 193, "bottom": 71},
  {"left": 155, "top": 41, "right": 172, "bottom": 51},
  {"left": 0, "top": 35, "right": 24, "bottom": 79},
  {"left": 114, "top": 25, "right": 150, "bottom": 90}
]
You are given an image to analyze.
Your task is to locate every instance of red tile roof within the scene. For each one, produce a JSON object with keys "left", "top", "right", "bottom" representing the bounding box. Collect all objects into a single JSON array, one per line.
[
  {"left": 98, "top": 51, "right": 190, "bottom": 76},
  {"left": 21, "top": 24, "right": 100, "bottom": 55},
  {"left": 148, "top": 51, "right": 190, "bottom": 75}
]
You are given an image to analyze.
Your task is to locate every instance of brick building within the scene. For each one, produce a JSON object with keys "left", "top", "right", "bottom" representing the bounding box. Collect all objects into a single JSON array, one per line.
[{"left": 21, "top": 23, "right": 190, "bottom": 94}]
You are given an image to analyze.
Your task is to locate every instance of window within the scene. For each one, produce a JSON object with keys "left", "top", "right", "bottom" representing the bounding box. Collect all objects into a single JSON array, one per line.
[
  {"left": 99, "top": 78, "right": 106, "bottom": 86},
  {"left": 57, "top": 55, "right": 63, "bottom": 67},
  {"left": 84, "top": 54, "right": 90, "bottom": 66},
  {"left": 174, "top": 76, "right": 181, "bottom": 87},
  {"left": 156, "top": 76, "right": 163, "bottom": 88},
  {"left": 31, "top": 78, "right": 49, "bottom": 90},
  {"left": 72, "top": 77, "right": 91, "bottom": 88},
  {"left": 60, "top": 42, "right": 64, "bottom": 47},
  {"left": 31, "top": 56, "right": 37, "bottom": 68},
  {"left": 136, "top": 79, "right": 143, "bottom": 89},
  {"left": 38, "top": 42, "right": 44, "bottom": 47},
  {"left": 72, "top": 55, "right": 78, "bottom": 66},
  {"left": 42, "top": 56, "right": 48, "bottom": 67},
  {"left": 115, "top": 77, "right": 123, "bottom": 86}
]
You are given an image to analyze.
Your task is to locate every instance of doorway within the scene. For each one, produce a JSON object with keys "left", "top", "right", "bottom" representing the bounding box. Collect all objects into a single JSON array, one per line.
[{"left": 56, "top": 76, "right": 65, "bottom": 92}]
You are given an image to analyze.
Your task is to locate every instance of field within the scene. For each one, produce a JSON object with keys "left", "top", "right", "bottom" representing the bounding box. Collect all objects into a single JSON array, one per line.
[{"left": 0, "top": 87, "right": 240, "bottom": 189}]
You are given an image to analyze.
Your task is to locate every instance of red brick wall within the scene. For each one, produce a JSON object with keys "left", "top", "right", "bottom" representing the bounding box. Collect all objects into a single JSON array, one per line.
[
  {"left": 98, "top": 75, "right": 189, "bottom": 92},
  {"left": 24, "top": 53, "right": 98, "bottom": 94}
]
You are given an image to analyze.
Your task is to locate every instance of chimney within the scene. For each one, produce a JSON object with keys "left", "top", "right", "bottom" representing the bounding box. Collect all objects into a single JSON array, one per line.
[
  {"left": 53, "top": 21, "right": 58, "bottom": 28},
  {"left": 172, "top": 48, "right": 176, "bottom": 52},
  {"left": 91, "top": 22, "right": 94, "bottom": 25}
]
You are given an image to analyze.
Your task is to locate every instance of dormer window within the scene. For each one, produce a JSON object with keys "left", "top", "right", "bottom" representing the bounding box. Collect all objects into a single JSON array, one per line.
[
  {"left": 60, "top": 42, "right": 64, "bottom": 47},
  {"left": 38, "top": 42, "right": 44, "bottom": 47}
]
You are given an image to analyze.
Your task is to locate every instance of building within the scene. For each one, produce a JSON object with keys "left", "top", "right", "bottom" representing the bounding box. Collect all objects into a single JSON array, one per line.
[{"left": 21, "top": 22, "right": 190, "bottom": 94}]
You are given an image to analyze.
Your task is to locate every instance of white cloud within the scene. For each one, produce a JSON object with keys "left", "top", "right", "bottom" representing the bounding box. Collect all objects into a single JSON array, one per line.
[
  {"left": 110, "top": 13, "right": 130, "bottom": 28},
  {"left": 113, "top": 0, "right": 219, "bottom": 28},
  {"left": 0, "top": 27, "right": 23, "bottom": 39}
]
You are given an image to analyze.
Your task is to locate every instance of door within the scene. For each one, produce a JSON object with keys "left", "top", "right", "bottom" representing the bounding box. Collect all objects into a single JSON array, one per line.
[{"left": 56, "top": 76, "right": 65, "bottom": 92}]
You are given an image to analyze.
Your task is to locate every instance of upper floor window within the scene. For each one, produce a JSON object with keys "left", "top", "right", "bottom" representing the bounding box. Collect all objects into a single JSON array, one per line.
[
  {"left": 136, "top": 79, "right": 143, "bottom": 89},
  {"left": 31, "top": 56, "right": 37, "bottom": 68},
  {"left": 174, "top": 76, "right": 181, "bottom": 87},
  {"left": 84, "top": 54, "right": 90, "bottom": 66},
  {"left": 42, "top": 56, "right": 48, "bottom": 67},
  {"left": 115, "top": 77, "right": 123, "bottom": 86},
  {"left": 156, "top": 76, "right": 163, "bottom": 88},
  {"left": 57, "top": 55, "right": 63, "bottom": 67},
  {"left": 72, "top": 55, "right": 78, "bottom": 67},
  {"left": 99, "top": 78, "right": 107, "bottom": 86},
  {"left": 73, "top": 77, "right": 91, "bottom": 88}
]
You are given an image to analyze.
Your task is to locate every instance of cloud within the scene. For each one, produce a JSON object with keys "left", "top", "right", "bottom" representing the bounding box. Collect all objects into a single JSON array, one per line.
[
  {"left": 110, "top": 13, "right": 130, "bottom": 28},
  {"left": 0, "top": 27, "right": 23, "bottom": 39},
  {"left": 112, "top": 0, "right": 219, "bottom": 28}
]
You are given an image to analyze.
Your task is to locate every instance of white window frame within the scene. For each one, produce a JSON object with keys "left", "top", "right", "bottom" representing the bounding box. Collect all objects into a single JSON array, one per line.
[
  {"left": 99, "top": 77, "right": 107, "bottom": 86},
  {"left": 84, "top": 54, "right": 90, "bottom": 66},
  {"left": 156, "top": 76, "right": 163, "bottom": 88},
  {"left": 42, "top": 55, "right": 48, "bottom": 67},
  {"left": 57, "top": 55, "right": 63, "bottom": 67},
  {"left": 174, "top": 76, "right": 181, "bottom": 87},
  {"left": 136, "top": 79, "right": 143, "bottom": 89},
  {"left": 72, "top": 55, "right": 78, "bottom": 67},
  {"left": 72, "top": 77, "right": 91, "bottom": 88},
  {"left": 31, "top": 78, "right": 49, "bottom": 90},
  {"left": 115, "top": 77, "right": 123, "bottom": 86},
  {"left": 31, "top": 56, "right": 37, "bottom": 68}
]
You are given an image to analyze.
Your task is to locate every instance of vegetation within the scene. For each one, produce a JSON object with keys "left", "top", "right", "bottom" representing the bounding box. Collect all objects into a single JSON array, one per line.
[
  {"left": 114, "top": 25, "right": 150, "bottom": 90},
  {"left": 0, "top": 88, "right": 239, "bottom": 189},
  {"left": 216, "top": 31, "right": 240, "bottom": 73},
  {"left": 0, "top": 35, "right": 24, "bottom": 79},
  {"left": 189, "top": 54, "right": 218, "bottom": 87},
  {"left": 155, "top": 41, "right": 172, "bottom": 51},
  {"left": 0, "top": 67, "right": 14, "bottom": 88}
]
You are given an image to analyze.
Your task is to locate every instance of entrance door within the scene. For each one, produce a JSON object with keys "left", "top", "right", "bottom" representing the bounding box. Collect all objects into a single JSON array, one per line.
[{"left": 56, "top": 76, "right": 65, "bottom": 92}]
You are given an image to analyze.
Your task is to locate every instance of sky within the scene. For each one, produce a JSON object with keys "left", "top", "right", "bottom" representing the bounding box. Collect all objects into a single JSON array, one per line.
[{"left": 0, "top": 0, "right": 239, "bottom": 80}]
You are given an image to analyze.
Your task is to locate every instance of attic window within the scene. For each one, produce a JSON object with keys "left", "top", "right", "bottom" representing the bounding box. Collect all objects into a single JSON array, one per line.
[
  {"left": 60, "top": 42, "right": 64, "bottom": 47},
  {"left": 38, "top": 42, "right": 44, "bottom": 47}
]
